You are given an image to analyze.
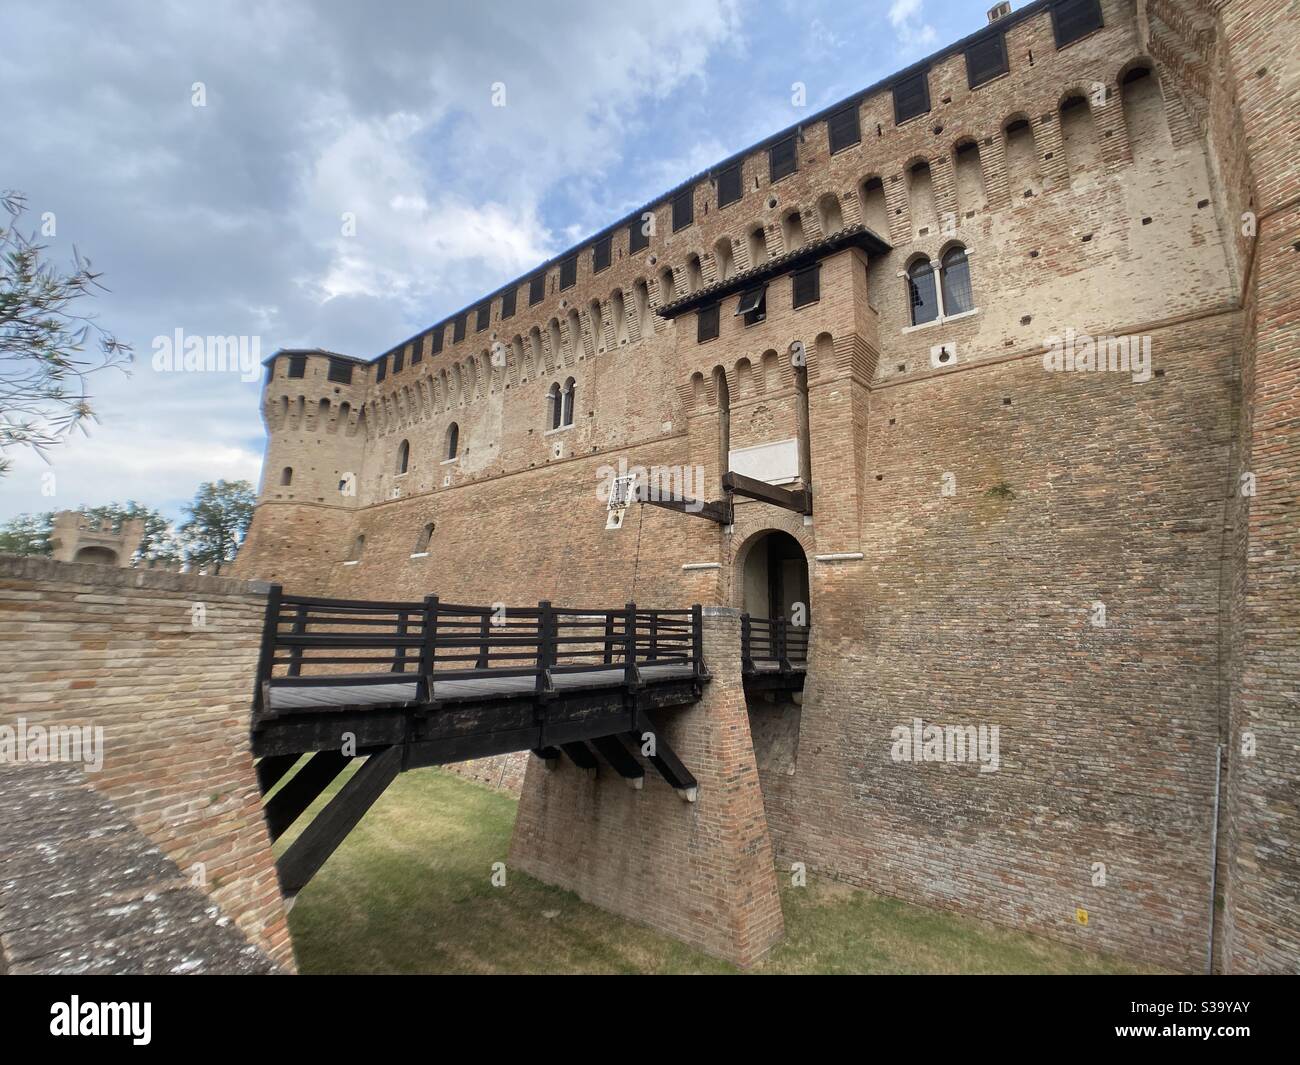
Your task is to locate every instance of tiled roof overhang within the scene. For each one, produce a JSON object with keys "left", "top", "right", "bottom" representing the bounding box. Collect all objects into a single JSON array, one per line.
[{"left": 655, "top": 224, "right": 892, "bottom": 320}]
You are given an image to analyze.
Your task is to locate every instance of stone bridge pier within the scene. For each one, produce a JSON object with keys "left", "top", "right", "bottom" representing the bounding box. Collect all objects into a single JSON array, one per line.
[{"left": 509, "top": 606, "right": 786, "bottom": 967}]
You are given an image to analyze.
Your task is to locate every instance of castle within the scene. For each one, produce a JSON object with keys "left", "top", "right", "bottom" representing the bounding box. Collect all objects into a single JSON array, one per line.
[{"left": 232, "top": 0, "right": 1300, "bottom": 973}]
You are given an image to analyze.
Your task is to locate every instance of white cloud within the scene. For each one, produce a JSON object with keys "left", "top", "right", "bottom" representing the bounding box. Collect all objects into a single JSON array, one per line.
[
  {"left": 888, "top": 0, "right": 938, "bottom": 52},
  {"left": 0, "top": 0, "right": 742, "bottom": 519}
]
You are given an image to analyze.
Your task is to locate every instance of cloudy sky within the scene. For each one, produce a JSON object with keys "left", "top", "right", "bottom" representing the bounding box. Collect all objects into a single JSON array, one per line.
[{"left": 1, "top": 0, "right": 981, "bottom": 523}]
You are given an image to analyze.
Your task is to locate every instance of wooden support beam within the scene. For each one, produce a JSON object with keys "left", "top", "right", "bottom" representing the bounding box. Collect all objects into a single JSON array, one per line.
[
  {"left": 591, "top": 735, "right": 645, "bottom": 787},
  {"left": 275, "top": 746, "right": 402, "bottom": 896},
  {"left": 722, "top": 470, "right": 812, "bottom": 515},
  {"left": 560, "top": 741, "right": 599, "bottom": 770},
  {"left": 262, "top": 749, "right": 350, "bottom": 842},
  {"left": 640, "top": 494, "right": 733, "bottom": 525},
  {"left": 630, "top": 713, "right": 698, "bottom": 795},
  {"left": 255, "top": 753, "right": 301, "bottom": 796}
]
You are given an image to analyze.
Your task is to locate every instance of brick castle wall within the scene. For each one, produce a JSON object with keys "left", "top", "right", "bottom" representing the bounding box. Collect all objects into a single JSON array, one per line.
[
  {"left": 0, "top": 556, "right": 294, "bottom": 971},
  {"left": 231, "top": 0, "right": 1298, "bottom": 972}
]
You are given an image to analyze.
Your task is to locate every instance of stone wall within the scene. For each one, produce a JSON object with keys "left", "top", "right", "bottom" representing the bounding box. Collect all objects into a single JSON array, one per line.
[{"left": 0, "top": 556, "right": 294, "bottom": 971}]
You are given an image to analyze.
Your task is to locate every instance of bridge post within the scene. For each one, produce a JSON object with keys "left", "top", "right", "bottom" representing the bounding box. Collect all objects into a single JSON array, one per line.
[
  {"left": 622, "top": 601, "right": 641, "bottom": 688},
  {"left": 536, "top": 600, "right": 555, "bottom": 699},
  {"left": 418, "top": 595, "right": 438, "bottom": 703},
  {"left": 691, "top": 603, "right": 704, "bottom": 680},
  {"left": 509, "top": 605, "right": 785, "bottom": 967}
]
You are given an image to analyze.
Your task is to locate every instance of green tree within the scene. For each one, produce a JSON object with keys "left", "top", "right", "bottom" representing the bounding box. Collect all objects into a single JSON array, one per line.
[
  {"left": 0, "top": 511, "right": 54, "bottom": 555},
  {"left": 178, "top": 479, "right": 255, "bottom": 573},
  {"left": 0, "top": 190, "right": 132, "bottom": 475}
]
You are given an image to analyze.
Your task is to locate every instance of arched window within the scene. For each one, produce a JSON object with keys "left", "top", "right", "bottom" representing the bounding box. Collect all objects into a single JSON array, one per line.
[
  {"left": 396, "top": 439, "right": 410, "bottom": 474},
  {"left": 547, "top": 382, "right": 562, "bottom": 430},
  {"left": 714, "top": 238, "right": 735, "bottom": 281},
  {"left": 907, "top": 257, "right": 939, "bottom": 325},
  {"left": 953, "top": 140, "right": 986, "bottom": 214},
  {"left": 816, "top": 193, "right": 844, "bottom": 236},
  {"left": 611, "top": 289, "right": 629, "bottom": 344},
  {"left": 1003, "top": 115, "right": 1041, "bottom": 198},
  {"left": 1059, "top": 94, "right": 1100, "bottom": 178},
  {"left": 280, "top": 467, "right": 293, "bottom": 486},
  {"left": 940, "top": 246, "right": 973, "bottom": 316},
  {"left": 781, "top": 211, "right": 805, "bottom": 252},
  {"left": 908, "top": 160, "right": 937, "bottom": 236},
  {"left": 632, "top": 279, "right": 651, "bottom": 334},
  {"left": 561, "top": 378, "right": 576, "bottom": 427},
  {"left": 658, "top": 267, "right": 676, "bottom": 304},
  {"left": 685, "top": 254, "right": 703, "bottom": 292},
  {"left": 445, "top": 422, "right": 459, "bottom": 460}
]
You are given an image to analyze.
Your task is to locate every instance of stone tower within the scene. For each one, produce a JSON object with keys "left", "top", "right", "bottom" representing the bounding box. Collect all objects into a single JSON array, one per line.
[{"left": 49, "top": 511, "right": 146, "bottom": 567}]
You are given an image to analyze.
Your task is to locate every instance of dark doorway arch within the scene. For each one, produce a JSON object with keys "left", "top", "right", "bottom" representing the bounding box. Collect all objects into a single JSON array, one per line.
[
  {"left": 739, "top": 529, "right": 809, "bottom": 622},
  {"left": 73, "top": 546, "right": 119, "bottom": 566}
]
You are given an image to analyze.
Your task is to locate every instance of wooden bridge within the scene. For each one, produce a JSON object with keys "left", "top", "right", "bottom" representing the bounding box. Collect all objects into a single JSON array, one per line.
[{"left": 250, "top": 589, "right": 806, "bottom": 896}]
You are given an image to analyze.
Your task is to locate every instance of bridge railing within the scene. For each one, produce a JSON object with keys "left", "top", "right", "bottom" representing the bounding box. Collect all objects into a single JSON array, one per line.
[
  {"left": 740, "top": 614, "right": 809, "bottom": 674},
  {"left": 253, "top": 588, "right": 706, "bottom": 709}
]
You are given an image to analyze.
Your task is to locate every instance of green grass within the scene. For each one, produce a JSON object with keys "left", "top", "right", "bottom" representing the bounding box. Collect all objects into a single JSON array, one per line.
[{"left": 276, "top": 765, "right": 1158, "bottom": 975}]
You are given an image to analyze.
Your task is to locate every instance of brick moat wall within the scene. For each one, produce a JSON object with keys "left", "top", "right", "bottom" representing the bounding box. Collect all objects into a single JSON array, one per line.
[{"left": 0, "top": 556, "right": 295, "bottom": 971}]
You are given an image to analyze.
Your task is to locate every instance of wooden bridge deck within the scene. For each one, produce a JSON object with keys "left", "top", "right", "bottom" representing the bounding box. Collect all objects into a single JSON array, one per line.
[
  {"left": 265, "top": 662, "right": 699, "bottom": 711},
  {"left": 248, "top": 589, "right": 805, "bottom": 897}
]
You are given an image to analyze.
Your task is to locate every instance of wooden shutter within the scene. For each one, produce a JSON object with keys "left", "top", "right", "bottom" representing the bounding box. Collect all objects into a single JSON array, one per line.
[
  {"left": 827, "top": 105, "right": 861, "bottom": 154},
  {"left": 893, "top": 69, "right": 931, "bottom": 124}
]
